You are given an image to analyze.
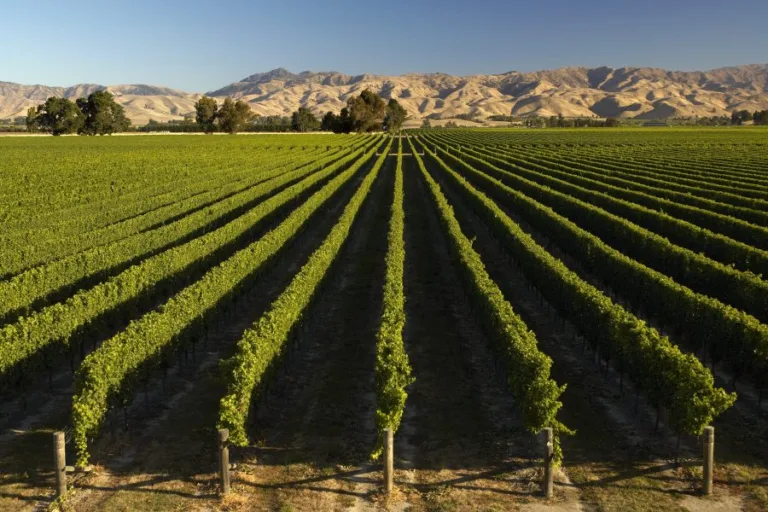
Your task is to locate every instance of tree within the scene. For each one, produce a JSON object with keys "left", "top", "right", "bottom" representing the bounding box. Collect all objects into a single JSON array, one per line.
[
  {"left": 26, "top": 107, "right": 39, "bottom": 132},
  {"left": 77, "top": 91, "right": 130, "bottom": 135},
  {"left": 217, "top": 98, "right": 255, "bottom": 134},
  {"left": 384, "top": 99, "right": 407, "bottom": 133},
  {"left": 34, "top": 97, "right": 84, "bottom": 136},
  {"left": 731, "top": 110, "right": 753, "bottom": 125},
  {"left": 321, "top": 112, "right": 338, "bottom": 132},
  {"left": 420, "top": 117, "right": 432, "bottom": 129},
  {"left": 195, "top": 96, "right": 219, "bottom": 133},
  {"left": 605, "top": 117, "right": 620, "bottom": 127},
  {"left": 753, "top": 110, "right": 768, "bottom": 125},
  {"left": 336, "top": 107, "right": 354, "bottom": 133},
  {"left": 348, "top": 89, "right": 387, "bottom": 132},
  {"left": 291, "top": 107, "right": 320, "bottom": 132},
  {"left": 253, "top": 115, "right": 291, "bottom": 132}
]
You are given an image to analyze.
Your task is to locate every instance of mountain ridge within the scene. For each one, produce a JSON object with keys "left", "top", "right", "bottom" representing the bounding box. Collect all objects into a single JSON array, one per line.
[{"left": 2, "top": 64, "right": 767, "bottom": 125}]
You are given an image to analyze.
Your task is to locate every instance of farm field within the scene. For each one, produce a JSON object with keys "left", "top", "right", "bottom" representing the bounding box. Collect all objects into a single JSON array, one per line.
[{"left": 0, "top": 129, "right": 767, "bottom": 512}]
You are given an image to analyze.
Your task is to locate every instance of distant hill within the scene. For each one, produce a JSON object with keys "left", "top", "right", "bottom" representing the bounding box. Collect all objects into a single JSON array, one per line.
[
  {"left": 0, "top": 83, "right": 200, "bottom": 125},
  {"left": 3, "top": 64, "right": 768, "bottom": 125}
]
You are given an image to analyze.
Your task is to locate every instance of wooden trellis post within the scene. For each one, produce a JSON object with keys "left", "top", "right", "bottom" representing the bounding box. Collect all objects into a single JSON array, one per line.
[
  {"left": 542, "top": 428, "right": 554, "bottom": 498},
  {"left": 384, "top": 428, "right": 394, "bottom": 493},
  {"left": 218, "top": 429, "right": 231, "bottom": 495},
  {"left": 53, "top": 432, "right": 67, "bottom": 499},
  {"left": 702, "top": 426, "right": 715, "bottom": 495}
]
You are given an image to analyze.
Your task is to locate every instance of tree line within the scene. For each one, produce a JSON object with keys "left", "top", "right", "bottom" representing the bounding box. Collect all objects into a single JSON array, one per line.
[
  {"left": 731, "top": 109, "right": 768, "bottom": 125},
  {"left": 191, "top": 88, "right": 408, "bottom": 134},
  {"left": 26, "top": 91, "right": 131, "bottom": 136},
  {"left": 27, "top": 88, "right": 762, "bottom": 134},
  {"left": 673, "top": 110, "right": 768, "bottom": 126},
  {"left": 194, "top": 97, "right": 257, "bottom": 133},
  {"left": 298, "top": 89, "right": 407, "bottom": 133}
]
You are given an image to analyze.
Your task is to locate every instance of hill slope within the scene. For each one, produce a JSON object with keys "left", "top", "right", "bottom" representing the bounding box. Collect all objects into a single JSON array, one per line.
[
  {"left": 2, "top": 64, "right": 767, "bottom": 124},
  {"left": 0, "top": 83, "right": 201, "bottom": 125}
]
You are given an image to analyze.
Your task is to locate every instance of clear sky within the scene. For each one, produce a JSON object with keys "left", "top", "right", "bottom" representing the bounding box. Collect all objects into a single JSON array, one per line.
[{"left": 2, "top": 0, "right": 767, "bottom": 92}]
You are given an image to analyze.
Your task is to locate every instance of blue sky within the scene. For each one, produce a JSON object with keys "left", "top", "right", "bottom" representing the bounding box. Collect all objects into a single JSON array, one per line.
[{"left": 2, "top": 0, "right": 767, "bottom": 92}]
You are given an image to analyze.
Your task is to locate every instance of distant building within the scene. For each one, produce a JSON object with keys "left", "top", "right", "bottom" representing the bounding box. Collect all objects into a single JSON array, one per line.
[{"left": 642, "top": 120, "right": 670, "bottom": 127}]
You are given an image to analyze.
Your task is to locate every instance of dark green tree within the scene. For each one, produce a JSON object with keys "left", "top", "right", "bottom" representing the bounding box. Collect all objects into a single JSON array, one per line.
[
  {"left": 420, "top": 117, "right": 432, "bottom": 129},
  {"left": 34, "top": 97, "right": 84, "bottom": 136},
  {"left": 291, "top": 107, "right": 320, "bottom": 132},
  {"left": 348, "top": 89, "right": 387, "bottom": 132},
  {"left": 321, "top": 111, "right": 338, "bottom": 131},
  {"left": 195, "top": 96, "right": 219, "bottom": 133},
  {"left": 217, "top": 98, "right": 255, "bottom": 134},
  {"left": 77, "top": 91, "right": 130, "bottom": 135},
  {"left": 336, "top": 107, "right": 354, "bottom": 133},
  {"left": 731, "top": 110, "right": 753, "bottom": 125},
  {"left": 253, "top": 115, "right": 291, "bottom": 131},
  {"left": 25, "top": 106, "right": 39, "bottom": 133},
  {"left": 384, "top": 99, "right": 407, "bottom": 133}
]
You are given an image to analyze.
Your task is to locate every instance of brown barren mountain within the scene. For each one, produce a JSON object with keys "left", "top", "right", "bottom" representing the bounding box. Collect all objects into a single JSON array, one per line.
[{"left": 2, "top": 64, "right": 767, "bottom": 125}]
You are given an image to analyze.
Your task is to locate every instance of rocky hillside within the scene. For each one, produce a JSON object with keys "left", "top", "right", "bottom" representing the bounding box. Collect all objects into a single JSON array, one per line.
[{"left": 2, "top": 64, "right": 767, "bottom": 124}]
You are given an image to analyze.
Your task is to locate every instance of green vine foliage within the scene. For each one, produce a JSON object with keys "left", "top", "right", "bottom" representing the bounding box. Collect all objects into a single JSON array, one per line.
[
  {"left": 427, "top": 141, "right": 768, "bottom": 390},
  {"left": 0, "top": 138, "right": 376, "bottom": 393},
  {"left": 412, "top": 141, "right": 572, "bottom": 465},
  {"left": 0, "top": 144, "right": 357, "bottom": 323},
  {"left": 417, "top": 139, "right": 736, "bottom": 436},
  {"left": 460, "top": 141, "right": 768, "bottom": 275},
  {"left": 372, "top": 138, "right": 414, "bottom": 459},
  {"left": 1, "top": 140, "right": 363, "bottom": 276},
  {"left": 71, "top": 138, "right": 385, "bottom": 467},
  {"left": 424, "top": 130, "right": 768, "bottom": 219},
  {"left": 440, "top": 142, "right": 768, "bottom": 325},
  {"left": 217, "top": 138, "right": 393, "bottom": 447},
  {"left": 509, "top": 144, "right": 768, "bottom": 225}
]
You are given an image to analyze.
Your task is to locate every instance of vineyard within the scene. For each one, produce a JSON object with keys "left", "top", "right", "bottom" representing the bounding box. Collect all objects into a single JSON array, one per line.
[{"left": 0, "top": 129, "right": 767, "bottom": 511}]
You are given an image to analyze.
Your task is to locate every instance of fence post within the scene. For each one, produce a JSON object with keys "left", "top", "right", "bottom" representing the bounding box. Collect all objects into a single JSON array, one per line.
[
  {"left": 543, "top": 428, "right": 554, "bottom": 498},
  {"left": 218, "top": 428, "right": 231, "bottom": 495},
  {"left": 702, "top": 426, "right": 715, "bottom": 495},
  {"left": 384, "top": 427, "right": 394, "bottom": 493},
  {"left": 53, "top": 431, "right": 67, "bottom": 499}
]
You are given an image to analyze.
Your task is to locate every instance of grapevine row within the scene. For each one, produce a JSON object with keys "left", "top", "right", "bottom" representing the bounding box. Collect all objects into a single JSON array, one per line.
[
  {"left": 72, "top": 138, "right": 386, "bottom": 465},
  {"left": 412, "top": 143, "right": 571, "bottom": 463},
  {"left": 0, "top": 144, "right": 355, "bottom": 276},
  {"left": 372, "top": 139, "right": 413, "bottom": 458},
  {"left": 423, "top": 140, "right": 768, "bottom": 390},
  {"left": 216, "top": 139, "right": 392, "bottom": 447},
  {"left": 430, "top": 142, "right": 768, "bottom": 324},
  {"left": 455, "top": 142, "right": 768, "bottom": 276},
  {"left": 0, "top": 139, "right": 379, "bottom": 389},
  {"left": 414, "top": 139, "right": 736, "bottom": 437},
  {"left": 0, "top": 141, "right": 367, "bottom": 323},
  {"left": 431, "top": 133, "right": 768, "bottom": 243},
  {"left": 501, "top": 142, "right": 768, "bottom": 223}
]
